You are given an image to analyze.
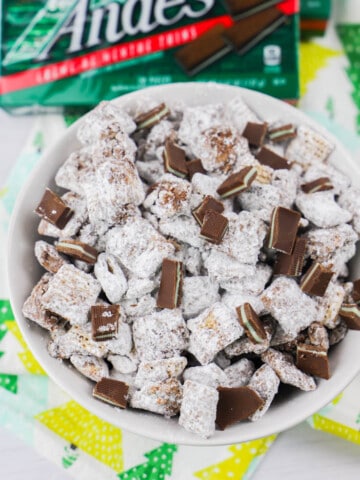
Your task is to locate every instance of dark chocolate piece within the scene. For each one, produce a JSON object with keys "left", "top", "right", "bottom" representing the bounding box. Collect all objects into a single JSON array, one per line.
[
  {"left": 216, "top": 166, "right": 257, "bottom": 199},
  {"left": 296, "top": 343, "right": 330, "bottom": 380},
  {"left": 135, "top": 103, "right": 170, "bottom": 130},
  {"left": 242, "top": 122, "right": 267, "bottom": 147},
  {"left": 200, "top": 210, "right": 229, "bottom": 245},
  {"left": 91, "top": 304, "right": 120, "bottom": 341},
  {"left": 268, "top": 124, "right": 296, "bottom": 142},
  {"left": 224, "top": 0, "right": 282, "bottom": 20},
  {"left": 216, "top": 386, "right": 264, "bottom": 430},
  {"left": 300, "top": 262, "right": 333, "bottom": 297},
  {"left": 163, "top": 138, "right": 188, "bottom": 178},
  {"left": 93, "top": 378, "right": 129, "bottom": 408},
  {"left": 273, "top": 237, "right": 307, "bottom": 277},
  {"left": 55, "top": 239, "right": 98, "bottom": 264},
  {"left": 236, "top": 303, "right": 267, "bottom": 344},
  {"left": 256, "top": 146, "right": 290, "bottom": 170},
  {"left": 301, "top": 177, "right": 333, "bottom": 194},
  {"left": 187, "top": 159, "right": 206, "bottom": 179},
  {"left": 352, "top": 279, "right": 360, "bottom": 303},
  {"left": 339, "top": 304, "right": 360, "bottom": 330},
  {"left": 268, "top": 207, "right": 301, "bottom": 254},
  {"left": 35, "top": 188, "right": 73, "bottom": 229},
  {"left": 222, "top": 7, "right": 286, "bottom": 56},
  {"left": 157, "top": 258, "right": 183, "bottom": 309},
  {"left": 175, "top": 24, "right": 231, "bottom": 76},
  {"left": 192, "top": 195, "right": 224, "bottom": 226}
]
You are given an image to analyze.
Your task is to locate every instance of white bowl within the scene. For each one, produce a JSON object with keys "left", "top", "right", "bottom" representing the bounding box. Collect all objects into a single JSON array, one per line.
[{"left": 7, "top": 83, "right": 360, "bottom": 446}]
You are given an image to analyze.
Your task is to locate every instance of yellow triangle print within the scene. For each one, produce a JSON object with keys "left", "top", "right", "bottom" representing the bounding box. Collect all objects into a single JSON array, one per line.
[
  {"left": 312, "top": 414, "right": 360, "bottom": 446},
  {"left": 36, "top": 400, "right": 124, "bottom": 471},
  {"left": 5, "top": 321, "right": 45, "bottom": 374}
]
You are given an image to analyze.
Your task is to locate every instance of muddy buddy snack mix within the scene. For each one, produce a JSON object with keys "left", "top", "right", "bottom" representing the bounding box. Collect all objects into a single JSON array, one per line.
[
  {"left": 23, "top": 92, "right": 360, "bottom": 439},
  {"left": 0, "top": 0, "right": 299, "bottom": 111}
]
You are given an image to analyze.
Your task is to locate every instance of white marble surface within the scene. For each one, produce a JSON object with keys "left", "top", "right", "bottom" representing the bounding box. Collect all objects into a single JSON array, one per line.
[{"left": 1, "top": 109, "right": 360, "bottom": 479}]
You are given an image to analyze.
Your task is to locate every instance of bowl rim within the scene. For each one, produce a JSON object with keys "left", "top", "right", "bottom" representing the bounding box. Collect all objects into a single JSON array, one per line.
[{"left": 7, "top": 82, "right": 360, "bottom": 446}]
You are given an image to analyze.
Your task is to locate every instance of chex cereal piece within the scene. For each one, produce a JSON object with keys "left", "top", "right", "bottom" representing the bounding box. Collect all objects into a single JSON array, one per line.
[
  {"left": 135, "top": 103, "right": 170, "bottom": 130},
  {"left": 163, "top": 138, "right": 188, "bottom": 178},
  {"left": 217, "top": 166, "right": 257, "bottom": 199},
  {"left": 225, "top": 95, "right": 260, "bottom": 134},
  {"left": 22, "top": 273, "right": 59, "bottom": 330},
  {"left": 182, "top": 276, "right": 220, "bottom": 318},
  {"left": 242, "top": 122, "right": 267, "bottom": 147},
  {"left": 308, "top": 322, "right": 329, "bottom": 350},
  {"left": 239, "top": 183, "right": 281, "bottom": 222},
  {"left": 91, "top": 304, "right": 120, "bottom": 341},
  {"left": 122, "top": 295, "right": 157, "bottom": 320},
  {"left": 183, "top": 246, "right": 202, "bottom": 275},
  {"left": 296, "top": 191, "right": 352, "bottom": 228},
  {"left": 191, "top": 173, "right": 224, "bottom": 203},
  {"left": 70, "top": 354, "right": 109, "bottom": 382},
  {"left": 125, "top": 276, "right": 155, "bottom": 300},
  {"left": 256, "top": 146, "right": 290, "bottom": 170},
  {"left": 142, "top": 120, "right": 173, "bottom": 160},
  {"left": 216, "top": 386, "right": 264, "bottom": 430},
  {"left": 248, "top": 365, "right": 280, "bottom": 421},
  {"left": 192, "top": 195, "right": 224, "bottom": 226},
  {"left": 273, "top": 237, "right": 306, "bottom": 277},
  {"left": 136, "top": 159, "right": 164, "bottom": 184},
  {"left": 187, "top": 159, "right": 206, "bottom": 179},
  {"left": 300, "top": 262, "right": 333, "bottom": 297},
  {"left": 41, "top": 264, "right": 101, "bottom": 326},
  {"left": 35, "top": 240, "right": 68, "bottom": 274},
  {"left": 159, "top": 215, "right": 205, "bottom": 249},
  {"left": 225, "top": 320, "right": 273, "bottom": 357},
  {"left": 338, "top": 185, "right": 360, "bottom": 234},
  {"left": 48, "top": 324, "right": 108, "bottom": 359},
  {"left": 94, "top": 253, "right": 128, "bottom": 303},
  {"left": 261, "top": 277, "right": 318, "bottom": 336},
  {"left": 220, "top": 263, "right": 272, "bottom": 295},
  {"left": 130, "top": 378, "right": 182, "bottom": 417},
  {"left": 93, "top": 377, "right": 129, "bottom": 408},
  {"left": 56, "top": 239, "right": 98, "bottom": 264},
  {"left": 179, "top": 380, "right": 219, "bottom": 438},
  {"left": 200, "top": 210, "right": 229, "bottom": 245},
  {"left": 108, "top": 353, "right": 139, "bottom": 375},
  {"left": 272, "top": 169, "right": 298, "bottom": 207},
  {"left": 187, "top": 302, "right": 243, "bottom": 365},
  {"left": 296, "top": 343, "right": 330, "bottom": 379},
  {"left": 204, "top": 250, "right": 256, "bottom": 283},
  {"left": 268, "top": 123, "right": 296, "bottom": 142},
  {"left": 106, "top": 321, "right": 133, "bottom": 356},
  {"left": 328, "top": 320, "right": 348, "bottom": 346},
  {"left": 132, "top": 309, "right": 188, "bottom": 361},
  {"left": 55, "top": 148, "right": 93, "bottom": 195},
  {"left": 301, "top": 177, "right": 333, "bottom": 194},
  {"left": 339, "top": 304, "right": 360, "bottom": 330},
  {"left": 35, "top": 188, "right": 73, "bottom": 229},
  {"left": 183, "top": 363, "right": 227, "bottom": 389},
  {"left": 261, "top": 348, "right": 316, "bottom": 391},
  {"left": 222, "top": 358, "right": 256, "bottom": 388},
  {"left": 286, "top": 124, "right": 334, "bottom": 168},
  {"left": 236, "top": 303, "right": 267, "bottom": 344},
  {"left": 106, "top": 217, "right": 175, "bottom": 278},
  {"left": 157, "top": 258, "right": 183, "bottom": 309},
  {"left": 135, "top": 357, "right": 187, "bottom": 388},
  {"left": 268, "top": 207, "right": 301, "bottom": 254},
  {"left": 143, "top": 174, "right": 192, "bottom": 219}
]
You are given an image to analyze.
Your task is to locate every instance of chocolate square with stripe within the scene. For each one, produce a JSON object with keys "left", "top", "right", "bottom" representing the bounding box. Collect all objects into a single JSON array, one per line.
[
  {"left": 35, "top": 188, "right": 73, "bottom": 229},
  {"left": 192, "top": 195, "right": 224, "bottom": 226},
  {"left": 268, "top": 206, "right": 301, "bottom": 254},
  {"left": 91, "top": 304, "right": 120, "bottom": 341},
  {"left": 200, "top": 210, "right": 229, "bottom": 245},
  {"left": 135, "top": 103, "right": 170, "bottom": 130},
  {"left": 296, "top": 343, "right": 330, "bottom": 380},
  {"left": 163, "top": 138, "right": 188, "bottom": 178},
  {"left": 300, "top": 262, "right": 333, "bottom": 297},
  {"left": 157, "top": 258, "right": 183, "bottom": 309},
  {"left": 93, "top": 378, "right": 129, "bottom": 408}
]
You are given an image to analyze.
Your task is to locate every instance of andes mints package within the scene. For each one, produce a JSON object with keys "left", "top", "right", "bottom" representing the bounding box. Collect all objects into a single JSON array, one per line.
[
  {"left": 300, "top": 0, "right": 331, "bottom": 37},
  {"left": 0, "top": 0, "right": 299, "bottom": 111}
]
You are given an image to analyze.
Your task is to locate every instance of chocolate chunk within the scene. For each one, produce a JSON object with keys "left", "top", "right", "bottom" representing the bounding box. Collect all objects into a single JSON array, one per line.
[
  {"left": 157, "top": 258, "right": 183, "bottom": 309},
  {"left": 224, "top": 0, "right": 282, "bottom": 20},
  {"left": 163, "top": 138, "right": 188, "bottom": 178},
  {"left": 268, "top": 207, "right": 301, "bottom": 254},
  {"left": 192, "top": 195, "right": 224, "bottom": 226},
  {"left": 216, "top": 166, "right": 257, "bottom": 199},
  {"left": 296, "top": 343, "right": 330, "bottom": 380},
  {"left": 242, "top": 122, "right": 267, "bottom": 147},
  {"left": 256, "top": 146, "right": 290, "bottom": 170},
  {"left": 301, "top": 177, "right": 333, "bottom": 194},
  {"left": 93, "top": 377, "right": 129, "bottom": 408},
  {"left": 223, "top": 7, "right": 286, "bottom": 56},
  {"left": 268, "top": 124, "right": 296, "bottom": 142},
  {"left": 187, "top": 159, "right": 206, "bottom": 179},
  {"left": 236, "top": 303, "right": 267, "bottom": 344},
  {"left": 91, "top": 304, "right": 120, "bottom": 341},
  {"left": 35, "top": 188, "right": 73, "bottom": 229},
  {"left": 273, "top": 237, "right": 307, "bottom": 277},
  {"left": 135, "top": 103, "right": 170, "bottom": 130},
  {"left": 175, "top": 24, "right": 231, "bottom": 76},
  {"left": 216, "top": 386, "right": 264, "bottom": 430},
  {"left": 339, "top": 304, "right": 360, "bottom": 330},
  {"left": 352, "top": 279, "right": 360, "bottom": 303},
  {"left": 300, "top": 262, "right": 333, "bottom": 297},
  {"left": 200, "top": 210, "right": 229, "bottom": 245},
  {"left": 56, "top": 239, "right": 98, "bottom": 264}
]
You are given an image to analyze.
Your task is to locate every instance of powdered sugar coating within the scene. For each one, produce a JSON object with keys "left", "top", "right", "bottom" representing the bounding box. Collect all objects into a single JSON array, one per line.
[
  {"left": 183, "top": 363, "right": 227, "bottom": 389},
  {"left": 35, "top": 240, "right": 68, "bottom": 274},
  {"left": 70, "top": 354, "right": 109, "bottom": 382},
  {"left": 286, "top": 125, "right": 334, "bottom": 168},
  {"left": 135, "top": 357, "right": 187, "bottom": 388},
  {"left": 222, "top": 358, "right": 256, "bottom": 388},
  {"left": 315, "top": 281, "right": 345, "bottom": 329},
  {"left": 94, "top": 253, "right": 127, "bottom": 303},
  {"left": 296, "top": 191, "right": 352, "bottom": 228},
  {"left": 130, "top": 378, "right": 183, "bottom": 417},
  {"left": 182, "top": 276, "right": 220, "bottom": 318},
  {"left": 248, "top": 365, "right": 280, "bottom": 421}
]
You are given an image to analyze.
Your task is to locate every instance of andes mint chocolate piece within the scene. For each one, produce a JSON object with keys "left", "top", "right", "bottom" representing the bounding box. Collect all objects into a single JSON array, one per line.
[
  {"left": 242, "top": 122, "right": 267, "bottom": 147},
  {"left": 216, "top": 166, "right": 257, "bottom": 199},
  {"left": 135, "top": 103, "right": 170, "bottom": 130},
  {"left": 268, "top": 207, "right": 301, "bottom": 254},
  {"left": 256, "top": 146, "right": 290, "bottom": 170},
  {"left": 300, "top": 262, "right": 333, "bottom": 297},
  {"left": 157, "top": 258, "right": 183, "bottom": 309},
  {"left": 339, "top": 304, "right": 360, "bottom": 330},
  {"left": 296, "top": 343, "right": 330, "bottom": 380},
  {"left": 200, "top": 210, "right": 229, "bottom": 245},
  {"left": 91, "top": 304, "right": 120, "bottom": 341},
  {"left": 268, "top": 124, "right": 296, "bottom": 142},
  {"left": 273, "top": 237, "right": 307, "bottom": 277},
  {"left": 35, "top": 188, "right": 73, "bottom": 229},
  {"left": 56, "top": 239, "right": 98, "bottom": 264},
  {"left": 192, "top": 195, "right": 224, "bottom": 226},
  {"left": 187, "top": 159, "right": 206, "bottom": 179},
  {"left": 236, "top": 303, "right": 267, "bottom": 344},
  {"left": 175, "top": 24, "right": 231, "bottom": 76},
  {"left": 163, "top": 138, "right": 188, "bottom": 178},
  {"left": 216, "top": 386, "right": 264, "bottom": 430},
  {"left": 223, "top": 7, "right": 286, "bottom": 56},
  {"left": 352, "top": 279, "right": 360, "bottom": 303},
  {"left": 301, "top": 177, "right": 333, "bottom": 194},
  {"left": 224, "top": 0, "right": 282, "bottom": 20},
  {"left": 93, "top": 377, "right": 129, "bottom": 408}
]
